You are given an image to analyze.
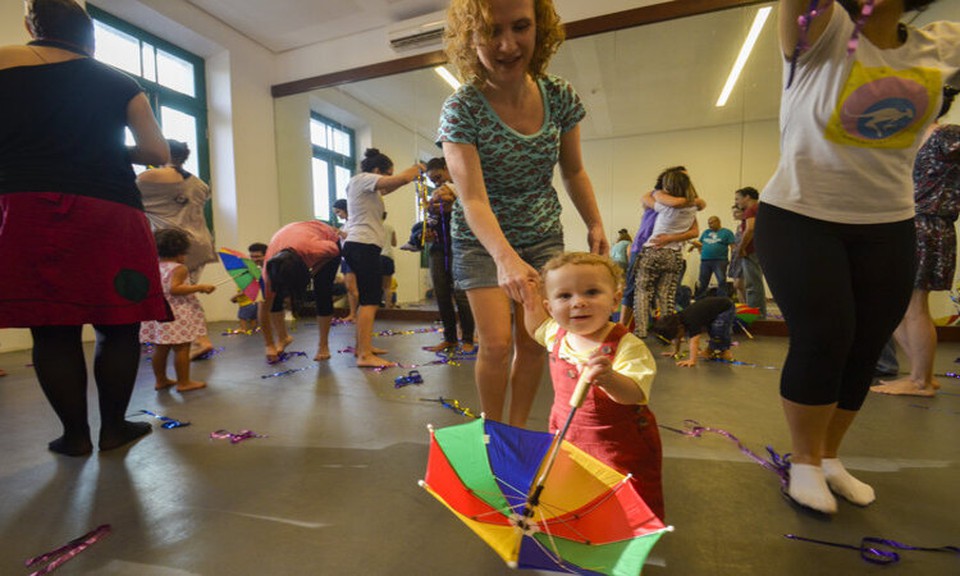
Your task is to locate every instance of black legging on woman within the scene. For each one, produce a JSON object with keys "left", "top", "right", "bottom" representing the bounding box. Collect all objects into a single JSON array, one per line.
[{"left": 755, "top": 203, "right": 915, "bottom": 411}]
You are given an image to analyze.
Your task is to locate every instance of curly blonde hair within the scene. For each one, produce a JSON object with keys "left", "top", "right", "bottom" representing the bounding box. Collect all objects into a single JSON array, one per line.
[
  {"left": 443, "top": 0, "right": 565, "bottom": 87},
  {"left": 540, "top": 252, "right": 624, "bottom": 291}
]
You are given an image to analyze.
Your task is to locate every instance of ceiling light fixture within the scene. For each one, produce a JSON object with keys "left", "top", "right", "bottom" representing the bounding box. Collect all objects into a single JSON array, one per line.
[
  {"left": 716, "top": 6, "right": 772, "bottom": 107},
  {"left": 435, "top": 65, "right": 462, "bottom": 91}
]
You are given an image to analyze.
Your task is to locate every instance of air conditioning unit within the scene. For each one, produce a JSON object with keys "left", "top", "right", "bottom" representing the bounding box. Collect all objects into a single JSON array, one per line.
[{"left": 387, "top": 12, "right": 445, "bottom": 51}]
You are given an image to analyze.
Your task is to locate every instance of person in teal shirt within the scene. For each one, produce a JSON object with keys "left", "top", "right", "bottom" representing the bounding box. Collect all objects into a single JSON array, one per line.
[{"left": 692, "top": 216, "right": 735, "bottom": 299}]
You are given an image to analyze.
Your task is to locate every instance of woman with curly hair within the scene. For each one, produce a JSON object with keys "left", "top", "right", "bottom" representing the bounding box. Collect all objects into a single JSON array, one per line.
[{"left": 438, "top": 0, "right": 607, "bottom": 427}]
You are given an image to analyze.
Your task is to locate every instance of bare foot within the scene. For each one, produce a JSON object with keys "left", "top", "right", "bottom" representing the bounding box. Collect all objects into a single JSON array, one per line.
[
  {"left": 176, "top": 380, "right": 207, "bottom": 392},
  {"left": 314, "top": 348, "right": 331, "bottom": 361},
  {"left": 265, "top": 345, "right": 279, "bottom": 363},
  {"left": 424, "top": 341, "right": 458, "bottom": 352},
  {"left": 190, "top": 345, "right": 214, "bottom": 361},
  {"left": 871, "top": 377, "right": 936, "bottom": 397},
  {"left": 357, "top": 354, "right": 397, "bottom": 368},
  {"left": 460, "top": 342, "right": 476, "bottom": 354},
  {"left": 277, "top": 335, "right": 294, "bottom": 354},
  {"left": 342, "top": 316, "right": 356, "bottom": 323},
  {"left": 719, "top": 350, "right": 734, "bottom": 362},
  {"left": 355, "top": 346, "right": 388, "bottom": 357},
  {"left": 154, "top": 378, "right": 176, "bottom": 391},
  {"left": 0, "top": 368, "right": 7, "bottom": 377}
]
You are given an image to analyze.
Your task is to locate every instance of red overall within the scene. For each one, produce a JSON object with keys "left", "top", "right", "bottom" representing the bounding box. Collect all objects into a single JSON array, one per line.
[{"left": 548, "top": 323, "right": 665, "bottom": 520}]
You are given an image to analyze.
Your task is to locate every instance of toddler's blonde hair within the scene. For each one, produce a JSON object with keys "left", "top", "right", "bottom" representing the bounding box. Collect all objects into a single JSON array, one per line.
[{"left": 540, "top": 252, "right": 624, "bottom": 290}]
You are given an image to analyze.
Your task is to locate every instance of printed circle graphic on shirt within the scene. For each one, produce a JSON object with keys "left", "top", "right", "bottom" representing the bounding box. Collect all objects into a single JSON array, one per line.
[
  {"left": 114, "top": 269, "right": 150, "bottom": 302},
  {"left": 840, "top": 77, "right": 928, "bottom": 140},
  {"left": 826, "top": 62, "right": 941, "bottom": 149}
]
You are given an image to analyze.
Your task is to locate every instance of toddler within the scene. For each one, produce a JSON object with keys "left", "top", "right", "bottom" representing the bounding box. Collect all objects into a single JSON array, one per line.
[
  {"left": 140, "top": 228, "right": 216, "bottom": 392},
  {"left": 522, "top": 252, "right": 664, "bottom": 519}
]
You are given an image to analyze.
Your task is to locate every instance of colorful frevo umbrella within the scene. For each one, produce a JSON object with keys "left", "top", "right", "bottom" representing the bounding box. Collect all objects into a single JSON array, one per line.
[
  {"left": 420, "top": 376, "right": 672, "bottom": 575},
  {"left": 218, "top": 248, "right": 261, "bottom": 302},
  {"left": 735, "top": 303, "right": 761, "bottom": 325}
]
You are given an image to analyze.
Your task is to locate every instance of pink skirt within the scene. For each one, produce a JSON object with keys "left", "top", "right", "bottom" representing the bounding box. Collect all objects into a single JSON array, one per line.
[{"left": 0, "top": 192, "right": 171, "bottom": 327}]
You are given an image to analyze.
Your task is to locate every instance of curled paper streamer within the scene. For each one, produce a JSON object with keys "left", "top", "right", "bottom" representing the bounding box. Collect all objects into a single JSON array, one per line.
[
  {"left": 137, "top": 409, "right": 190, "bottom": 429},
  {"left": 25, "top": 524, "right": 111, "bottom": 576},
  {"left": 210, "top": 429, "right": 266, "bottom": 444},
  {"left": 784, "top": 534, "right": 960, "bottom": 565},
  {"left": 420, "top": 396, "right": 479, "bottom": 419},
  {"left": 193, "top": 347, "right": 224, "bottom": 360},
  {"left": 267, "top": 350, "right": 307, "bottom": 365},
  {"left": 660, "top": 419, "right": 790, "bottom": 487},
  {"left": 261, "top": 366, "right": 311, "bottom": 379}
]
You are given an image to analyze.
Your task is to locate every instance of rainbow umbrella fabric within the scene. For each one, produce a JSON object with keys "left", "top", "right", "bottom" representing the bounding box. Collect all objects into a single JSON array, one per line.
[
  {"left": 217, "top": 248, "right": 261, "bottom": 302},
  {"left": 735, "top": 304, "right": 761, "bottom": 325},
  {"left": 420, "top": 418, "right": 670, "bottom": 575}
]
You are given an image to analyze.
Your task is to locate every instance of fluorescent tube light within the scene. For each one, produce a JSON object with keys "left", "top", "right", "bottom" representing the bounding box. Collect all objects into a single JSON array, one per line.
[
  {"left": 435, "top": 65, "right": 462, "bottom": 91},
  {"left": 716, "top": 6, "right": 772, "bottom": 107}
]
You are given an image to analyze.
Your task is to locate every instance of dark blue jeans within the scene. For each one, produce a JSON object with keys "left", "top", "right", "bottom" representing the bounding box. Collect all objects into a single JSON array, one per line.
[
  {"left": 696, "top": 259, "right": 729, "bottom": 299},
  {"left": 708, "top": 307, "right": 735, "bottom": 351}
]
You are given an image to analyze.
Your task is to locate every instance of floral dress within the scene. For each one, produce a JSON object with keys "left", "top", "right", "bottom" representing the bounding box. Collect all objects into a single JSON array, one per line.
[{"left": 140, "top": 261, "right": 207, "bottom": 345}]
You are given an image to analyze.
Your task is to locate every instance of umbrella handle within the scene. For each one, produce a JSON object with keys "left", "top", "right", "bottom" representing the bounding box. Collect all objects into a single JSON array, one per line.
[{"left": 569, "top": 371, "right": 592, "bottom": 408}]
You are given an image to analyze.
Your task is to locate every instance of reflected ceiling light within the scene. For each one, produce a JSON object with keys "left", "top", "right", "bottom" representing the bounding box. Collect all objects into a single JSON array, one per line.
[
  {"left": 435, "top": 65, "right": 462, "bottom": 91},
  {"left": 716, "top": 6, "right": 772, "bottom": 107}
]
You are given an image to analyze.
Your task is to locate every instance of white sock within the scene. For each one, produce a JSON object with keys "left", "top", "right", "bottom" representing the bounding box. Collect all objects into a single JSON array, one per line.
[
  {"left": 822, "top": 458, "right": 875, "bottom": 506},
  {"left": 788, "top": 463, "right": 837, "bottom": 514}
]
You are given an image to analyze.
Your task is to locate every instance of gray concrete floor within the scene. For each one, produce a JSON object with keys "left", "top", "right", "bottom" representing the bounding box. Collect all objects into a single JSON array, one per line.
[{"left": 1, "top": 320, "right": 958, "bottom": 575}]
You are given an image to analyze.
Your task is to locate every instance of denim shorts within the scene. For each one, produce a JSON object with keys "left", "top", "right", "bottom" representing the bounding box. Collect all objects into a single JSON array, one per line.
[{"left": 452, "top": 233, "right": 564, "bottom": 291}]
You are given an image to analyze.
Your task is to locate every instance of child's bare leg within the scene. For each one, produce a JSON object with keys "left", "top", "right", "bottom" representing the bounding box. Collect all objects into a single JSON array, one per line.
[
  {"left": 151, "top": 345, "right": 175, "bottom": 390},
  {"left": 190, "top": 332, "right": 214, "bottom": 360},
  {"left": 173, "top": 343, "right": 206, "bottom": 392},
  {"left": 274, "top": 312, "right": 293, "bottom": 352}
]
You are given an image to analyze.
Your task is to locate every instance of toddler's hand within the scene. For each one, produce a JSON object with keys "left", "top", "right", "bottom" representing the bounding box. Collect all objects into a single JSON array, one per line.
[
  {"left": 676, "top": 358, "right": 696, "bottom": 368},
  {"left": 582, "top": 353, "right": 614, "bottom": 388},
  {"left": 660, "top": 350, "right": 675, "bottom": 358},
  {"left": 198, "top": 284, "right": 216, "bottom": 294}
]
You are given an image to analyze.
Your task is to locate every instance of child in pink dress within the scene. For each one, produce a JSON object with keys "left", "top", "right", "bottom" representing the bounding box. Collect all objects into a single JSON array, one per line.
[
  {"left": 521, "top": 252, "right": 664, "bottom": 519},
  {"left": 140, "top": 228, "right": 216, "bottom": 392}
]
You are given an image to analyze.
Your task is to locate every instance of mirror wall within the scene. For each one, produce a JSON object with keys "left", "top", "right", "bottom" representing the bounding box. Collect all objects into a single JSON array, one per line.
[{"left": 273, "top": 1, "right": 960, "bottom": 318}]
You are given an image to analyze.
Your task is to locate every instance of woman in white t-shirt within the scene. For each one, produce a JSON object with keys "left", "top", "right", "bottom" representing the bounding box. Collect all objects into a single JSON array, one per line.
[
  {"left": 343, "top": 148, "right": 424, "bottom": 368},
  {"left": 756, "top": 0, "right": 960, "bottom": 514},
  {"left": 633, "top": 168, "right": 701, "bottom": 337}
]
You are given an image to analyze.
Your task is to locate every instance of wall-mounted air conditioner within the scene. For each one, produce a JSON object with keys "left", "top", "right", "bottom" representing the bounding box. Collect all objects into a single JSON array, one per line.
[{"left": 387, "top": 11, "right": 445, "bottom": 51}]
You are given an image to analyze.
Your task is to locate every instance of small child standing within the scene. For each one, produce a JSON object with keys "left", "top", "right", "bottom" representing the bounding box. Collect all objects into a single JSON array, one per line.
[
  {"left": 652, "top": 296, "right": 736, "bottom": 367},
  {"left": 521, "top": 252, "right": 663, "bottom": 520},
  {"left": 141, "top": 228, "right": 216, "bottom": 392},
  {"left": 229, "top": 242, "right": 267, "bottom": 332}
]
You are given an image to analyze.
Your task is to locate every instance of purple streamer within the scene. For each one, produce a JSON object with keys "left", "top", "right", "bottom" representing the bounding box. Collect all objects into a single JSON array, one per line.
[
  {"left": 193, "top": 346, "right": 224, "bottom": 360},
  {"left": 785, "top": 534, "right": 960, "bottom": 565},
  {"left": 25, "top": 524, "right": 111, "bottom": 576},
  {"left": 660, "top": 419, "right": 790, "bottom": 487},
  {"left": 136, "top": 409, "right": 190, "bottom": 429},
  {"left": 210, "top": 429, "right": 266, "bottom": 444},
  {"left": 787, "top": 0, "right": 822, "bottom": 89},
  {"left": 267, "top": 350, "right": 307, "bottom": 365},
  {"left": 261, "top": 366, "right": 311, "bottom": 379}
]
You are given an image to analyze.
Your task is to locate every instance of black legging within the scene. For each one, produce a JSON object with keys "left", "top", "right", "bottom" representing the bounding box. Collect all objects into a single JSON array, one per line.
[
  {"left": 311, "top": 255, "right": 342, "bottom": 316},
  {"left": 31, "top": 323, "right": 142, "bottom": 450},
  {"left": 755, "top": 203, "right": 915, "bottom": 410}
]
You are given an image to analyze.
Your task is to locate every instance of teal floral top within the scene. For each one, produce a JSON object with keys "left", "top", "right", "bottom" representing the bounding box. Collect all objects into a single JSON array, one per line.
[{"left": 436, "top": 75, "right": 586, "bottom": 247}]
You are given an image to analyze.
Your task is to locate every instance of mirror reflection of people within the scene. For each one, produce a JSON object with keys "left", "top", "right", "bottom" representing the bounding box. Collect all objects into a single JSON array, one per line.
[
  {"left": 0, "top": 0, "right": 170, "bottom": 456},
  {"left": 692, "top": 216, "right": 736, "bottom": 299},
  {"left": 261, "top": 221, "right": 341, "bottom": 362},
  {"left": 440, "top": 0, "right": 608, "bottom": 426},
  {"left": 756, "top": 0, "right": 959, "bottom": 514},
  {"left": 420, "top": 157, "right": 475, "bottom": 353},
  {"left": 734, "top": 187, "right": 766, "bottom": 319},
  {"left": 138, "top": 139, "right": 217, "bottom": 358},
  {"left": 872, "top": 85, "right": 960, "bottom": 398}
]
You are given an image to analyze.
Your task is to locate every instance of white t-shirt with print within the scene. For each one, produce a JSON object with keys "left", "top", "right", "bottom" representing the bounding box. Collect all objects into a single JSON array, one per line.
[
  {"left": 762, "top": 7, "right": 960, "bottom": 224},
  {"left": 345, "top": 172, "right": 385, "bottom": 247}
]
